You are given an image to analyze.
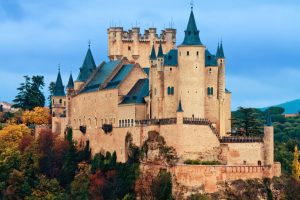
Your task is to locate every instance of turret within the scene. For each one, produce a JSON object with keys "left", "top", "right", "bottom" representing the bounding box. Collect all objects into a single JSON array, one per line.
[
  {"left": 75, "top": 45, "right": 97, "bottom": 91},
  {"left": 156, "top": 41, "right": 164, "bottom": 71},
  {"left": 177, "top": 99, "right": 184, "bottom": 124},
  {"left": 149, "top": 43, "right": 157, "bottom": 66},
  {"left": 178, "top": 7, "right": 206, "bottom": 118},
  {"left": 66, "top": 73, "right": 74, "bottom": 95},
  {"left": 52, "top": 68, "right": 67, "bottom": 134},
  {"left": 263, "top": 111, "right": 274, "bottom": 166}
]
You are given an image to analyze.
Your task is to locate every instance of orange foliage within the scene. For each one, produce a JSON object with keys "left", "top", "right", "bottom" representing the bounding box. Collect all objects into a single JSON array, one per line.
[
  {"left": 22, "top": 107, "right": 50, "bottom": 125},
  {"left": 0, "top": 124, "right": 31, "bottom": 149}
]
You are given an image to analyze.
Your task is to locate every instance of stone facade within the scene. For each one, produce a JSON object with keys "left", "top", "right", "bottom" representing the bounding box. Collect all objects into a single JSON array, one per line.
[{"left": 51, "top": 8, "right": 281, "bottom": 193}]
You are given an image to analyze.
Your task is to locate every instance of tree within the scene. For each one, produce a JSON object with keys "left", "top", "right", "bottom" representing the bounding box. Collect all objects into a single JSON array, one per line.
[
  {"left": 70, "top": 162, "right": 90, "bottom": 200},
  {"left": 48, "top": 81, "right": 55, "bottom": 109},
  {"left": 232, "top": 107, "right": 263, "bottom": 136},
  {"left": 22, "top": 107, "right": 50, "bottom": 125},
  {"left": 151, "top": 170, "right": 173, "bottom": 200},
  {"left": 292, "top": 146, "right": 300, "bottom": 179},
  {"left": 13, "top": 75, "right": 45, "bottom": 110},
  {"left": 0, "top": 124, "right": 31, "bottom": 150}
]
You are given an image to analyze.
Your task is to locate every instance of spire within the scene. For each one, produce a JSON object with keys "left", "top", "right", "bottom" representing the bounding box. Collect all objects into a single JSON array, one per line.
[
  {"left": 157, "top": 41, "right": 164, "bottom": 58},
  {"left": 266, "top": 110, "right": 272, "bottom": 126},
  {"left": 181, "top": 8, "right": 202, "bottom": 45},
  {"left": 76, "top": 45, "right": 97, "bottom": 82},
  {"left": 150, "top": 43, "right": 157, "bottom": 60},
  {"left": 216, "top": 42, "right": 220, "bottom": 57},
  {"left": 177, "top": 99, "right": 183, "bottom": 112},
  {"left": 53, "top": 68, "right": 66, "bottom": 96},
  {"left": 217, "top": 40, "right": 225, "bottom": 58},
  {"left": 66, "top": 73, "right": 74, "bottom": 89}
]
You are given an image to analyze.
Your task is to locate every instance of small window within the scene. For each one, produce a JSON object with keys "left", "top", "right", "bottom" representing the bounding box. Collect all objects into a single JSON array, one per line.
[
  {"left": 258, "top": 160, "right": 262, "bottom": 166},
  {"left": 170, "top": 68, "right": 172, "bottom": 71},
  {"left": 167, "top": 87, "right": 171, "bottom": 95},
  {"left": 187, "top": 51, "right": 189, "bottom": 56},
  {"left": 59, "top": 99, "right": 62, "bottom": 104},
  {"left": 197, "top": 51, "right": 199, "bottom": 56},
  {"left": 171, "top": 87, "right": 174, "bottom": 95},
  {"left": 209, "top": 68, "right": 212, "bottom": 73},
  {"left": 128, "top": 46, "right": 131, "bottom": 51},
  {"left": 207, "top": 87, "right": 213, "bottom": 95}
]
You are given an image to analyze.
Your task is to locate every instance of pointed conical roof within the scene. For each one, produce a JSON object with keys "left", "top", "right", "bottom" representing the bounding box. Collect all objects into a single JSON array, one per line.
[
  {"left": 76, "top": 47, "right": 97, "bottom": 82},
  {"left": 217, "top": 41, "right": 225, "bottom": 58},
  {"left": 216, "top": 42, "right": 220, "bottom": 57},
  {"left": 182, "top": 9, "right": 202, "bottom": 45},
  {"left": 150, "top": 43, "right": 157, "bottom": 60},
  {"left": 177, "top": 99, "right": 183, "bottom": 112},
  {"left": 53, "top": 69, "right": 66, "bottom": 96},
  {"left": 66, "top": 73, "right": 74, "bottom": 89},
  {"left": 157, "top": 41, "right": 164, "bottom": 58}
]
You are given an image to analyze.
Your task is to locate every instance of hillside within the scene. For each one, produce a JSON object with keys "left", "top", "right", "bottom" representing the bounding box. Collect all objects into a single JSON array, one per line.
[{"left": 261, "top": 99, "right": 300, "bottom": 114}]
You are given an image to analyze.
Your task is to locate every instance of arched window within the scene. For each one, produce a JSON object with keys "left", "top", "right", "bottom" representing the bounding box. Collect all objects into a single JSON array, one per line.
[
  {"left": 207, "top": 87, "right": 211, "bottom": 95},
  {"left": 258, "top": 160, "right": 262, "bottom": 166},
  {"left": 167, "top": 87, "right": 171, "bottom": 95},
  {"left": 171, "top": 87, "right": 174, "bottom": 95},
  {"left": 59, "top": 99, "right": 62, "bottom": 104}
]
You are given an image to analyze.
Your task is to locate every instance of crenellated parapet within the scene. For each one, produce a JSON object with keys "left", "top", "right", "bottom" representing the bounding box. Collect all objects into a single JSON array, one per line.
[{"left": 107, "top": 26, "right": 176, "bottom": 67}]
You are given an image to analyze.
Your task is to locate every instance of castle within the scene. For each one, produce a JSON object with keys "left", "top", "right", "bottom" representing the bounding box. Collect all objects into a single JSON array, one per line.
[{"left": 51, "top": 8, "right": 281, "bottom": 193}]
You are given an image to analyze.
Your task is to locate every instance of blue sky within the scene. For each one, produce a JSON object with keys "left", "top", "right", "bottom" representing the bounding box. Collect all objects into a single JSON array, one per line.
[{"left": 0, "top": 0, "right": 300, "bottom": 109}]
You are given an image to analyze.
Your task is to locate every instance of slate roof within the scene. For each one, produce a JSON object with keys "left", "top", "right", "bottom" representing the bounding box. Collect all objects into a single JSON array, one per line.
[
  {"left": 76, "top": 48, "right": 97, "bottom": 82},
  {"left": 143, "top": 68, "right": 150, "bottom": 76},
  {"left": 120, "top": 78, "right": 149, "bottom": 104},
  {"left": 105, "top": 64, "right": 134, "bottom": 89},
  {"left": 164, "top": 49, "right": 178, "bottom": 66},
  {"left": 182, "top": 10, "right": 202, "bottom": 45},
  {"left": 205, "top": 50, "right": 218, "bottom": 66},
  {"left": 157, "top": 41, "right": 164, "bottom": 58},
  {"left": 53, "top": 70, "right": 65, "bottom": 96},
  {"left": 149, "top": 44, "right": 157, "bottom": 60},
  {"left": 81, "top": 60, "right": 120, "bottom": 93},
  {"left": 66, "top": 73, "right": 74, "bottom": 89}
]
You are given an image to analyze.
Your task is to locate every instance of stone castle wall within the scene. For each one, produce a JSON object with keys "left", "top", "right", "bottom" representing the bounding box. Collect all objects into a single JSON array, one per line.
[{"left": 141, "top": 162, "right": 281, "bottom": 194}]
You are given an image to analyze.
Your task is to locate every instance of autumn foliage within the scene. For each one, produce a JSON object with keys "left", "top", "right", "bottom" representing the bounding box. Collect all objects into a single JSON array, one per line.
[{"left": 22, "top": 107, "right": 50, "bottom": 125}]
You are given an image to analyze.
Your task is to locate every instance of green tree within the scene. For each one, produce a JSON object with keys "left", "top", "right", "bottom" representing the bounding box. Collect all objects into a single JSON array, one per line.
[
  {"left": 70, "top": 163, "right": 90, "bottom": 200},
  {"left": 13, "top": 75, "right": 45, "bottom": 110},
  {"left": 232, "top": 107, "right": 263, "bottom": 136},
  {"left": 151, "top": 170, "right": 173, "bottom": 200},
  {"left": 48, "top": 81, "right": 55, "bottom": 109},
  {"left": 60, "top": 141, "right": 77, "bottom": 187}
]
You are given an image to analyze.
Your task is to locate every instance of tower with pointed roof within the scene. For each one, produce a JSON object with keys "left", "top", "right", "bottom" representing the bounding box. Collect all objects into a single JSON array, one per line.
[
  {"left": 74, "top": 45, "right": 97, "bottom": 91},
  {"left": 52, "top": 68, "right": 67, "bottom": 133},
  {"left": 177, "top": 7, "right": 206, "bottom": 118}
]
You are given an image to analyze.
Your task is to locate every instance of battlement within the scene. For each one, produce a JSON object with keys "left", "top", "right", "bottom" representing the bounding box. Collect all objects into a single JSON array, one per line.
[
  {"left": 107, "top": 26, "right": 176, "bottom": 66},
  {"left": 108, "top": 27, "right": 176, "bottom": 43}
]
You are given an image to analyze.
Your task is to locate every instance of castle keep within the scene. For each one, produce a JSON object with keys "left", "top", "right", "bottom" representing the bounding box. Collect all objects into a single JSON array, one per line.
[{"left": 51, "top": 8, "right": 280, "bottom": 193}]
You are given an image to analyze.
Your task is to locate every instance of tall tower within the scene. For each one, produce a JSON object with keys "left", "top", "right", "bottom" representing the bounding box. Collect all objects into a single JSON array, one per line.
[
  {"left": 263, "top": 111, "right": 274, "bottom": 166},
  {"left": 66, "top": 73, "right": 74, "bottom": 126},
  {"left": 52, "top": 68, "right": 66, "bottom": 133},
  {"left": 178, "top": 7, "right": 206, "bottom": 118},
  {"left": 217, "top": 41, "right": 226, "bottom": 135}
]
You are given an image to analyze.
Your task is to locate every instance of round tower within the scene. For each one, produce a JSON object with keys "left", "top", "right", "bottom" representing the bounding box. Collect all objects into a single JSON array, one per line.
[
  {"left": 178, "top": 8, "right": 206, "bottom": 118},
  {"left": 263, "top": 112, "right": 274, "bottom": 166}
]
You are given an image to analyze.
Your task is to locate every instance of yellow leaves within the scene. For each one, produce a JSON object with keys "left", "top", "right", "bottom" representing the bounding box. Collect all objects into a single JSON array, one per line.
[
  {"left": 0, "top": 124, "right": 31, "bottom": 149},
  {"left": 22, "top": 107, "right": 50, "bottom": 125}
]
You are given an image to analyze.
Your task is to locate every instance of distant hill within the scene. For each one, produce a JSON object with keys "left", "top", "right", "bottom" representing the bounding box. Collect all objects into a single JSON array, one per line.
[{"left": 261, "top": 99, "right": 300, "bottom": 114}]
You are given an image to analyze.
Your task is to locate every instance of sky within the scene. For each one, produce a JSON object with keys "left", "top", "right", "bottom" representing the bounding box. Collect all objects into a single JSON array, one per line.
[{"left": 0, "top": 0, "right": 300, "bottom": 109}]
